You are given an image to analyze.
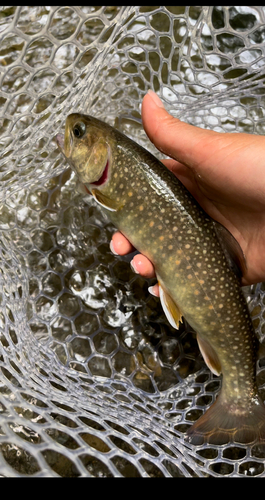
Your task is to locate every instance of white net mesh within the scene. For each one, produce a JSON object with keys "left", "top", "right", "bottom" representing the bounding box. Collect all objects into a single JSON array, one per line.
[{"left": 1, "top": 5, "right": 265, "bottom": 477}]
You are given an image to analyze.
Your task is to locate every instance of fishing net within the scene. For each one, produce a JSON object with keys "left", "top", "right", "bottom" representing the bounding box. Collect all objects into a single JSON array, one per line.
[{"left": 1, "top": 5, "right": 265, "bottom": 477}]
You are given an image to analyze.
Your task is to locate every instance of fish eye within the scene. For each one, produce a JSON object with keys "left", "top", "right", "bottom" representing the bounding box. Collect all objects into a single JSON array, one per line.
[{"left": 73, "top": 122, "right": 86, "bottom": 139}]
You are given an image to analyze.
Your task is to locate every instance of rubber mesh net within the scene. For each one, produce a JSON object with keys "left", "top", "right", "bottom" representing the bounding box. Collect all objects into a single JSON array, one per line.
[{"left": 1, "top": 5, "right": 265, "bottom": 477}]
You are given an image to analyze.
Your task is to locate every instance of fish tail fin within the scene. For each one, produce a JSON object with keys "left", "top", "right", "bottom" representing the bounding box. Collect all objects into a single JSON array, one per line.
[{"left": 186, "top": 393, "right": 265, "bottom": 445}]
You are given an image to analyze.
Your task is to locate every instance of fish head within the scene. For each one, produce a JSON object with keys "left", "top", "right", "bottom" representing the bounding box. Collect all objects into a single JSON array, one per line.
[{"left": 56, "top": 113, "right": 114, "bottom": 187}]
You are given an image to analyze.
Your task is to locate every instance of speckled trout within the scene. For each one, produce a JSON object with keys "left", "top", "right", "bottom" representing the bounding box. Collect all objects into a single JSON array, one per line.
[{"left": 56, "top": 113, "right": 265, "bottom": 445}]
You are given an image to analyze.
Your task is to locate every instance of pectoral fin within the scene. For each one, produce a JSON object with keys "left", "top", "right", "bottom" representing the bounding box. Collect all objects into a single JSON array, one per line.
[
  {"left": 158, "top": 281, "right": 183, "bottom": 330},
  {"left": 91, "top": 188, "right": 123, "bottom": 212},
  {"left": 197, "top": 333, "right": 221, "bottom": 376}
]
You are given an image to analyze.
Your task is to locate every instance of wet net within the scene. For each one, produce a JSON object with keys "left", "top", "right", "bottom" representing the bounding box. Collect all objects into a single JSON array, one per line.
[{"left": 1, "top": 5, "right": 265, "bottom": 477}]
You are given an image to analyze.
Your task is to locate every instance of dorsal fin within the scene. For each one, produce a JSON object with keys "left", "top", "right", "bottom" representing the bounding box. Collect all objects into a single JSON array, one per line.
[{"left": 212, "top": 220, "right": 247, "bottom": 279}]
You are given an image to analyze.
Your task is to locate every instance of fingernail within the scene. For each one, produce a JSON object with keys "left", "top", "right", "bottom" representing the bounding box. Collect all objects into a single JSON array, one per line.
[
  {"left": 148, "top": 285, "right": 158, "bottom": 297},
  {"left": 110, "top": 240, "right": 119, "bottom": 255},
  {"left": 130, "top": 259, "right": 139, "bottom": 274},
  {"left": 147, "top": 89, "right": 164, "bottom": 109}
]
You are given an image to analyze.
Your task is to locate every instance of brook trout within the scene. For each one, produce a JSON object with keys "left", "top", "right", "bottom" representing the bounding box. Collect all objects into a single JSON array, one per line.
[{"left": 56, "top": 113, "right": 265, "bottom": 445}]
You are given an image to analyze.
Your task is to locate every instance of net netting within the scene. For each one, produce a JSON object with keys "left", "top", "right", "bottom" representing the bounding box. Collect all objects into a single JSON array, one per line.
[{"left": 1, "top": 5, "right": 265, "bottom": 477}]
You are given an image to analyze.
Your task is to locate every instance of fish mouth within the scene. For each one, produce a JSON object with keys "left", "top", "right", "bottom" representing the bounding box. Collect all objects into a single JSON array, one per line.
[
  {"left": 55, "top": 134, "right": 65, "bottom": 153},
  {"left": 55, "top": 131, "right": 110, "bottom": 189}
]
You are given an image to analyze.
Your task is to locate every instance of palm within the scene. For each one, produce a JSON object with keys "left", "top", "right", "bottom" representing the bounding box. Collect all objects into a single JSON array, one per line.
[{"left": 163, "top": 154, "right": 265, "bottom": 285}]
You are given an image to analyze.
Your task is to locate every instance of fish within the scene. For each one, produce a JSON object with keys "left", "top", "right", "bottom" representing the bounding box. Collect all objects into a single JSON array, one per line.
[{"left": 56, "top": 113, "right": 265, "bottom": 445}]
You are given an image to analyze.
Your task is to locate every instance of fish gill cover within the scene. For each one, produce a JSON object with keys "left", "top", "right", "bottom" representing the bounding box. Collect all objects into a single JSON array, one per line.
[{"left": 0, "top": 6, "right": 265, "bottom": 476}]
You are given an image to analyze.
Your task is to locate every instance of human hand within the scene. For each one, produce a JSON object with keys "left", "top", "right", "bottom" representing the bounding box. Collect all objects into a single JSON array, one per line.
[{"left": 111, "top": 89, "right": 265, "bottom": 290}]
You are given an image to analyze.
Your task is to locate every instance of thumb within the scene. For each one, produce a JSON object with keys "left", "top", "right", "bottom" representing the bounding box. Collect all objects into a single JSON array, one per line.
[{"left": 141, "top": 90, "right": 226, "bottom": 172}]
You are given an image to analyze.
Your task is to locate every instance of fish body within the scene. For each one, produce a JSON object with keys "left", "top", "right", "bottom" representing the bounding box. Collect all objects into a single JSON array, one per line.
[{"left": 56, "top": 113, "right": 265, "bottom": 445}]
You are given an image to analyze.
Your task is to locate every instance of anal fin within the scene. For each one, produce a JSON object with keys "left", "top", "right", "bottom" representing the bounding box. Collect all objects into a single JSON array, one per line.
[
  {"left": 158, "top": 281, "right": 183, "bottom": 330},
  {"left": 197, "top": 333, "right": 221, "bottom": 376}
]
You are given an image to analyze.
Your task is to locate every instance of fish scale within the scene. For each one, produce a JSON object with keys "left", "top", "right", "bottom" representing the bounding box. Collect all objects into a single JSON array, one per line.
[{"left": 56, "top": 113, "right": 265, "bottom": 446}]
